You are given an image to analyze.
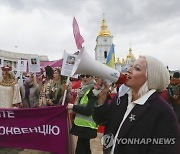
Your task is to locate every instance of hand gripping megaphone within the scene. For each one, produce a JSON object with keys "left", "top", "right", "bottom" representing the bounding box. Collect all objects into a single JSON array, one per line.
[{"left": 71, "top": 47, "right": 126, "bottom": 84}]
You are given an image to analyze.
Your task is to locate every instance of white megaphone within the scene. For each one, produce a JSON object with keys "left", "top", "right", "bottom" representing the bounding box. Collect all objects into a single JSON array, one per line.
[{"left": 71, "top": 47, "right": 126, "bottom": 84}]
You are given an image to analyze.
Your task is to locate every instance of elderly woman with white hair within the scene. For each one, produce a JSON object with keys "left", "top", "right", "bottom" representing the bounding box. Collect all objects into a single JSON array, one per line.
[{"left": 93, "top": 56, "right": 179, "bottom": 154}]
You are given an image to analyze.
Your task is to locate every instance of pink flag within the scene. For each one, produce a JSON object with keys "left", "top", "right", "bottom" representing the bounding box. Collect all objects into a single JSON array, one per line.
[{"left": 73, "top": 17, "right": 84, "bottom": 50}]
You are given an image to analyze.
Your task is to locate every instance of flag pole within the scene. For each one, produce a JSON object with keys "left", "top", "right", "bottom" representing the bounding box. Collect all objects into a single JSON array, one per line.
[
  {"left": 63, "top": 76, "right": 75, "bottom": 154},
  {"left": 62, "top": 76, "right": 70, "bottom": 105}
]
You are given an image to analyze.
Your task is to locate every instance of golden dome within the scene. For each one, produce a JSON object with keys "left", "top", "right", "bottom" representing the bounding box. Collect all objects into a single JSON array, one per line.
[
  {"left": 126, "top": 48, "right": 135, "bottom": 60},
  {"left": 121, "top": 59, "right": 125, "bottom": 64},
  {"left": 116, "top": 58, "right": 121, "bottom": 64},
  {"left": 98, "top": 19, "right": 111, "bottom": 36}
]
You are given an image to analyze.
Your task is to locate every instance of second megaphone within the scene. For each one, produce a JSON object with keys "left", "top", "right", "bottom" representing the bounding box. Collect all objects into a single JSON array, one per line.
[{"left": 71, "top": 47, "right": 126, "bottom": 84}]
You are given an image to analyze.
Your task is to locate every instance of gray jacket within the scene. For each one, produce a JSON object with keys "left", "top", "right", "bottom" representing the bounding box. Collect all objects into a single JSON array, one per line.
[{"left": 20, "top": 84, "right": 40, "bottom": 108}]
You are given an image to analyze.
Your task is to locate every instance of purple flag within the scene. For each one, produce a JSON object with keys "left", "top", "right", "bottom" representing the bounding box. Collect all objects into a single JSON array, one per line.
[
  {"left": 73, "top": 17, "right": 84, "bottom": 50},
  {"left": 0, "top": 106, "right": 68, "bottom": 153}
]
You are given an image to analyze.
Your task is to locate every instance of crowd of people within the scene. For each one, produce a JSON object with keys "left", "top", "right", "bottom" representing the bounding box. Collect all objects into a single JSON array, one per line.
[
  {"left": 0, "top": 55, "right": 179, "bottom": 154},
  {"left": 0, "top": 65, "right": 72, "bottom": 109}
]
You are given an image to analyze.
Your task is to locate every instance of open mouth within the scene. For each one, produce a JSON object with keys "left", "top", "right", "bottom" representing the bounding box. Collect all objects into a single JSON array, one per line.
[{"left": 126, "top": 74, "right": 132, "bottom": 79}]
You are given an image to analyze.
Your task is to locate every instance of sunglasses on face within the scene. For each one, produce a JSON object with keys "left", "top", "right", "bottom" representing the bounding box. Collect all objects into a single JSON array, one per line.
[{"left": 80, "top": 74, "right": 91, "bottom": 78}]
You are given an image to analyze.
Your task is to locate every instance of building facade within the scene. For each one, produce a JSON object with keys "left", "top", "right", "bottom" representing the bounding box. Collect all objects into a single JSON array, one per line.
[
  {"left": 94, "top": 18, "right": 136, "bottom": 72},
  {"left": 94, "top": 18, "right": 113, "bottom": 64},
  {"left": 115, "top": 48, "right": 136, "bottom": 72},
  {"left": 0, "top": 49, "right": 48, "bottom": 70}
]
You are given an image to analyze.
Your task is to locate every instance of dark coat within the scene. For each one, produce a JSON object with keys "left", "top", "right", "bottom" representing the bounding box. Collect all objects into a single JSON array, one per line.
[
  {"left": 93, "top": 92, "right": 179, "bottom": 154},
  {"left": 70, "top": 89, "right": 98, "bottom": 139}
]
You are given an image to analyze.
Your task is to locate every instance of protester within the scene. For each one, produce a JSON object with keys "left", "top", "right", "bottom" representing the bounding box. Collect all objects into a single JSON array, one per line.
[
  {"left": 67, "top": 74, "right": 98, "bottom": 154},
  {"left": 70, "top": 76, "right": 82, "bottom": 105},
  {"left": 20, "top": 73, "right": 40, "bottom": 108},
  {"left": 47, "top": 68, "right": 72, "bottom": 106},
  {"left": 168, "top": 71, "right": 180, "bottom": 123},
  {"left": 160, "top": 88, "right": 171, "bottom": 104},
  {"left": 0, "top": 66, "right": 22, "bottom": 108},
  {"left": 39, "top": 65, "right": 54, "bottom": 107},
  {"left": 0, "top": 67, "right": 22, "bottom": 154},
  {"left": 93, "top": 56, "right": 179, "bottom": 154}
]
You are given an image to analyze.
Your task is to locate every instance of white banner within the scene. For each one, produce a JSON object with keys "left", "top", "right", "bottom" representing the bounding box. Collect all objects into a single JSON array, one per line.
[
  {"left": 61, "top": 51, "right": 78, "bottom": 77},
  {"left": 0, "top": 57, "right": 4, "bottom": 67},
  {"left": 28, "top": 57, "right": 40, "bottom": 72},
  {"left": 17, "top": 60, "right": 27, "bottom": 72},
  {"left": 0, "top": 57, "right": 4, "bottom": 76}
]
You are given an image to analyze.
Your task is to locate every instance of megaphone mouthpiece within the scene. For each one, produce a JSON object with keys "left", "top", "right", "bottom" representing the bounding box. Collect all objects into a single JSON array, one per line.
[{"left": 116, "top": 73, "right": 127, "bottom": 84}]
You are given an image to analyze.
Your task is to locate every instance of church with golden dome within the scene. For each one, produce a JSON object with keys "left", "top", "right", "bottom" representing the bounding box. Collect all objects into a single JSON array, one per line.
[
  {"left": 94, "top": 17, "right": 113, "bottom": 64},
  {"left": 115, "top": 47, "right": 136, "bottom": 72},
  {"left": 94, "top": 17, "right": 136, "bottom": 72}
]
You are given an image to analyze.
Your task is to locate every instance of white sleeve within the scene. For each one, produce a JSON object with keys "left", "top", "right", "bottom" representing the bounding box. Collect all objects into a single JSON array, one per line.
[{"left": 12, "top": 83, "right": 22, "bottom": 104}]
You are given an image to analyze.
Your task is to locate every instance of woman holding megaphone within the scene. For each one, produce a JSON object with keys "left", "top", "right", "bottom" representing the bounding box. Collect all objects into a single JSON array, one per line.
[{"left": 93, "top": 56, "right": 179, "bottom": 154}]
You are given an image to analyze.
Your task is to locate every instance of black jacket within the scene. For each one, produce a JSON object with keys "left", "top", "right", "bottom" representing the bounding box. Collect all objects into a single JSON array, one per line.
[{"left": 93, "top": 92, "right": 179, "bottom": 154}]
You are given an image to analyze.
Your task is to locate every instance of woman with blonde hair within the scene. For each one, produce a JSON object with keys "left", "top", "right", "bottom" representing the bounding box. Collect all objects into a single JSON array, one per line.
[
  {"left": 20, "top": 73, "right": 40, "bottom": 108},
  {"left": 93, "top": 55, "right": 179, "bottom": 154}
]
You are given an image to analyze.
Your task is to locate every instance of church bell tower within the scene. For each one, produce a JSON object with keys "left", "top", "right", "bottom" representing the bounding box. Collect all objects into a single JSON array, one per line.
[{"left": 94, "top": 17, "right": 113, "bottom": 64}]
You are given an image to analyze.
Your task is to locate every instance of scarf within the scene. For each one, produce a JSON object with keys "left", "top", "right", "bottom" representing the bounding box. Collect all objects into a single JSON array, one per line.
[
  {"left": 25, "top": 83, "right": 33, "bottom": 102},
  {"left": 75, "top": 80, "right": 95, "bottom": 105},
  {"left": 51, "top": 80, "right": 63, "bottom": 101}
]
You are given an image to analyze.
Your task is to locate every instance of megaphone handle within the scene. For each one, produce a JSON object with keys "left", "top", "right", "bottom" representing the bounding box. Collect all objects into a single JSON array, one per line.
[{"left": 62, "top": 76, "right": 70, "bottom": 105}]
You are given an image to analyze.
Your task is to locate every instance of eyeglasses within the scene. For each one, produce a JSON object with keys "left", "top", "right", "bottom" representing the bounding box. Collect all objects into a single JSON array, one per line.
[{"left": 80, "top": 74, "right": 91, "bottom": 78}]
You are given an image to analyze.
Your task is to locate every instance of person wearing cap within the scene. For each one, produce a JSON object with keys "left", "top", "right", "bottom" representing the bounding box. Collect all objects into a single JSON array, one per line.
[
  {"left": 0, "top": 66, "right": 22, "bottom": 108},
  {"left": 168, "top": 71, "right": 180, "bottom": 123},
  {"left": 93, "top": 56, "right": 179, "bottom": 154}
]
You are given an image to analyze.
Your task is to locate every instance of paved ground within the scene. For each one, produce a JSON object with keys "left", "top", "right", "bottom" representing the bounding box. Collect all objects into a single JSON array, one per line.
[
  {"left": 0, "top": 133, "right": 103, "bottom": 154},
  {"left": 0, "top": 148, "right": 23, "bottom": 154},
  {"left": 90, "top": 133, "right": 103, "bottom": 154}
]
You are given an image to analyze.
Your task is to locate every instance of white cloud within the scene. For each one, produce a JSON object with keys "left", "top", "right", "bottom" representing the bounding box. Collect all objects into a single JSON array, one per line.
[{"left": 0, "top": 0, "right": 179, "bottom": 70}]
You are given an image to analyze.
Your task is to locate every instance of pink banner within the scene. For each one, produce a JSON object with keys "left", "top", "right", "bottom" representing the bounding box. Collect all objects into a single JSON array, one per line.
[
  {"left": 40, "top": 59, "right": 63, "bottom": 68},
  {"left": 73, "top": 17, "right": 84, "bottom": 50},
  {"left": 0, "top": 106, "right": 68, "bottom": 153}
]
